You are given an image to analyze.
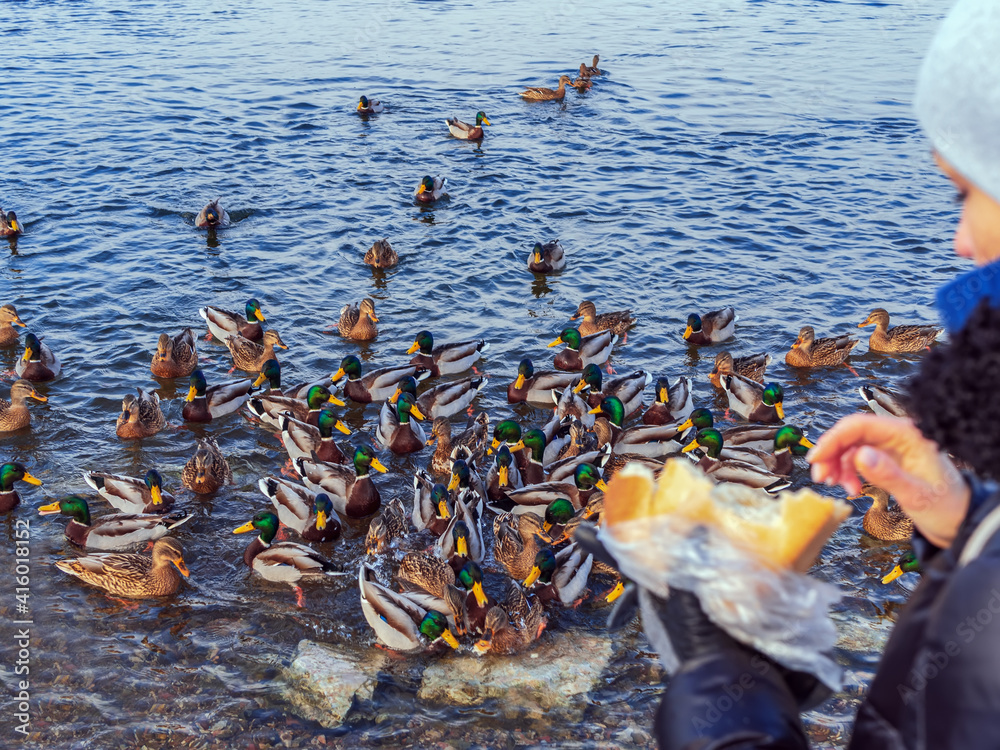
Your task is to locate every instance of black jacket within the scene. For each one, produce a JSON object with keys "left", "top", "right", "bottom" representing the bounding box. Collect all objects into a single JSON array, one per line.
[{"left": 656, "top": 476, "right": 1000, "bottom": 750}]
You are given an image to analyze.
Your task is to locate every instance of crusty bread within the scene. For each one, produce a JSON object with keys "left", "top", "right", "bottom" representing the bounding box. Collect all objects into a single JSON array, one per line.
[{"left": 604, "top": 459, "right": 850, "bottom": 573}]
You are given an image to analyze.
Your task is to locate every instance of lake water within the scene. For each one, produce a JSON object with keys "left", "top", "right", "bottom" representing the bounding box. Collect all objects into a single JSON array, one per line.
[{"left": 1, "top": 0, "right": 958, "bottom": 747}]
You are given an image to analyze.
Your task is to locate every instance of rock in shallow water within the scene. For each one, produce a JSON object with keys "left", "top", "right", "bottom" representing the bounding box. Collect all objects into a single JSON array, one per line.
[
  {"left": 283, "top": 640, "right": 386, "bottom": 727},
  {"left": 418, "top": 632, "right": 615, "bottom": 712}
]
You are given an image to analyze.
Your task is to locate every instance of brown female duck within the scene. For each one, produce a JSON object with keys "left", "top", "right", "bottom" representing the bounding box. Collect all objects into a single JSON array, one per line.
[
  {"left": 225, "top": 329, "right": 288, "bottom": 373},
  {"left": 54, "top": 537, "right": 189, "bottom": 598},
  {"left": 0, "top": 304, "right": 26, "bottom": 347},
  {"left": 571, "top": 300, "right": 636, "bottom": 341},
  {"left": 150, "top": 329, "right": 197, "bottom": 378},
  {"left": 116, "top": 388, "right": 166, "bottom": 439},
  {"left": 856, "top": 484, "right": 914, "bottom": 542},
  {"left": 0, "top": 380, "right": 47, "bottom": 432},
  {"left": 519, "top": 75, "right": 573, "bottom": 101},
  {"left": 364, "top": 238, "right": 398, "bottom": 268},
  {"left": 182, "top": 437, "right": 232, "bottom": 494},
  {"left": 338, "top": 298, "right": 379, "bottom": 340},
  {"left": 785, "top": 326, "right": 856, "bottom": 367},
  {"left": 708, "top": 351, "right": 770, "bottom": 388},
  {"left": 858, "top": 308, "right": 942, "bottom": 353}
]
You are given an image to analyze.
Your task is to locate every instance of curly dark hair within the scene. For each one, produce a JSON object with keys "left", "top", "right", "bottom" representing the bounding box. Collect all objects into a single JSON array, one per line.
[{"left": 908, "top": 300, "right": 1000, "bottom": 480}]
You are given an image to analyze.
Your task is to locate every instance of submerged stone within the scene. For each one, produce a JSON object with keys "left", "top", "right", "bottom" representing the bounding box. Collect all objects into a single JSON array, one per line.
[
  {"left": 418, "top": 632, "right": 615, "bottom": 712},
  {"left": 283, "top": 640, "right": 386, "bottom": 727}
]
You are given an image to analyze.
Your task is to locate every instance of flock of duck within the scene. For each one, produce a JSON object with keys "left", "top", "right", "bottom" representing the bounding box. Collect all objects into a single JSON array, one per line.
[{"left": 0, "top": 55, "right": 940, "bottom": 654}]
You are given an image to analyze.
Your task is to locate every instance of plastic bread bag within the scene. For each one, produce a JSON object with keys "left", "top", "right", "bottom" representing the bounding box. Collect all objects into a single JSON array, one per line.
[{"left": 598, "top": 459, "right": 850, "bottom": 692}]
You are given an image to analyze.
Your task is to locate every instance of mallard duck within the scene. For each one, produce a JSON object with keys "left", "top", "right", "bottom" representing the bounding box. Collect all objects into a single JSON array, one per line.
[
  {"left": 583, "top": 54, "right": 603, "bottom": 76},
  {"left": 708, "top": 351, "right": 770, "bottom": 388},
  {"left": 785, "top": 326, "right": 857, "bottom": 368},
  {"left": 570, "top": 300, "right": 636, "bottom": 341},
  {"left": 427, "top": 413, "right": 490, "bottom": 476},
  {"left": 16, "top": 333, "right": 60, "bottom": 381},
  {"left": 526, "top": 240, "right": 566, "bottom": 273},
  {"left": 488, "top": 418, "right": 529, "bottom": 470},
  {"left": 524, "top": 544, "right": 593, "bottom": 606},
  {"left": 364, "top": 238, "right": 397, "bottom": 268},
  {"left": 332, "top": 355, "right": 429, "bottom": 404},
  {"left": 259, "top": 477, "right": 342, "bottom": 543},
  {"left": 473, "top": 581, "right": 547, "bottom": 655},
  {"left": 683, "top": 307, "right": 737, "bottom": 345},
  {"left": 365, "top": 498, "right": 407, "bottom": 555},
  {"left": 493, "top": 511, "right": 548, "bottom": 579},
  {"left": 882, "top": 550, "right": 921, "bottom": 584},
  {"left": 519, "top": 75, "right": 572, "bottom": 101},
  {"left": 397, "top": 551, "right": 458, "bottom": 598},
  {"left": 150, "top": 329, "right": 197, "bottom": 378},
  {"left": 280, "top": 409, "right": 351, "bottom": 464},
  {"left": 195, "top": 199, "right": 230, "bottom": 228},
  {"left": 406, "top": 330, "right": 488, "bottom": 377},
  {"left": 681, "top": 428, "right": 791, "bottom": 493},
  {"left": 115, "top": 388, "right": 166, "bottom": 439},
  {"left": 858, "top": 308, "right": 942, "bottom": 353},
  {"left": 514, "top": 428, "right": 551, "bottom": 485},
  {"left": 338, "top": 298, "right": 379, "bottom": 341},
  {"left": 570, "top": 76, "right": 591, "bottom": 92},
  {"left": 199, "top": 299, "right": 265, "bottom": 343},
  {"left": 84, "top": 468, "right": 176, "bottom": 514},
  {"left": 576, "top": 63, "right": 592, "bottom": 81},
  {"left": 506, "top": 358, "right": 580, "bottom": 405},
  {"left": 359, "top": 563, "right": 460, "bottom": 652},
  {"left": 251, "top": 359, "right": 332, "bottom": 400},
  {"left": 453, "top": 560, "right": 494, "bottom": 634},
  {"left": 183, "top": 369, "right": 252, "bottom": 423},
  {"left": 590, "top": 395, "right": 690, "bottom": 459},
  {"left": 54, "top": 537, "right": 189, "bottom": 598},
  {"left": 357, "top": 95, "right": 384, "bottom": 114},
  {"left": 1, "top": 210, "right": 22, "bottom": 238},
  {"left": 575, "top": 365, "right": 651, "bottom": 417},
  {"left": 415, "top": 175, "right": 448, "bottom": 203},
  {"left": 0, "top": 380, "right": 46, "bottom": 432},
  {"left": 446, "top": 459, "right": 487, "bottom": 512},
  {"left": 711, "top": 424, "right": 813, "bottom": 476},
  {"left": 541, "top": 496, "right": 578, "bottom": 537},
  {"left": 0, "top": 462, "right": 42, "bottom": 512},
  {"left": 854, "top": 484, "right": 914, "bottom": 542},
  {"left": 550, "top": 384, "right": 595, "bottom": 431},
  {"left": 246, "top": 383, "right": 343, "bottom": 430},
  {"left": 641, "top": 376, "right": 693, "bottom": 425},
  {"left": 859, "top": 384, "right": 910, "bottom": 418},
  {"left": 0, "top": 304, "right": 26, "bottom": 347},
  {"left": 545, "top": 442, "right": 612, "bottom": 483},
  {"left": 386, "top": 374, "right": 486, "bottom": 420},
  {"left": 437, "top": 501, "right": 486, "bottom": 570},
  {"left": 722, "top": 375, "right": 785, "bottom": 424},
  {"left": 296, "top": 446, "right": 387, "bottom": 518},
  {"left": 447, "top": 111, "right": 491, "bottom": 140},
  {"left": 377, "top": 392, "right": 427, "bottom": 454},
  {"left": 181, "top": 436, "right": 232, "bottom": 494},
  {"left": 495, "top": 463, "right": 606, "bottom": 516},
  {"left": 39, "top": 495, "right": 191, "bottom": 550},
  {"left": 547, "top": 327, "right": 616, "bottom": 372},
  {"left": 233, "top": 512, "right": 343, "bottom": 603},
  {"left": 225, "top": 329, "right": 287, "bottom": 373},
  {"left": 412, "top": 471, "right": 453, "bottom": 535},
  {"left": 486, "top": 444, "right": 524, "bottom": 503}
]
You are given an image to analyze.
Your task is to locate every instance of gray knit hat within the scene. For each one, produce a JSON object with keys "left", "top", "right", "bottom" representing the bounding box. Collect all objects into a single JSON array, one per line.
[{"left": 915, "top": 0, "right": 1000, "bottom": 203}]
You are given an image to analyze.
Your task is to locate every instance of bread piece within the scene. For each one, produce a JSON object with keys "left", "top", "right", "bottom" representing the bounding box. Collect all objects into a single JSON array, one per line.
[{"left": 604, "top": 458, "right": 849, "bottom": 573}]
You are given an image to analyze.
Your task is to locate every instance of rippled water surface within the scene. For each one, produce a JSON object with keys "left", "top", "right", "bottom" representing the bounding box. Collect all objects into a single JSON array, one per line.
[{"left": 1, "top": 0, "right": 959, "bottom": 747}]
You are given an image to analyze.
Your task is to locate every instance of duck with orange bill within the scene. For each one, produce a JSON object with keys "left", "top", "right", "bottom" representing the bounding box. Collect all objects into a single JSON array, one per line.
[
  {"left": 194, "top": 198, "right": 230, "bottom": 229},
  {"left": 377, "top": 392, "right": 428, "bottom": 454},
  {"left": 548, "top": 327, "right": 616, "bottom": 372},
  {"left": 473, "top": 581, "right": 547, "bottom": 655},
  {"left": 708, "top": 351, "right": 770, "bottom": 388},
  {"left": 0, "top": 380, "right": 47, "bottom": 432},
  {"left": 882, "top": 550, "right": 920, "bottom": 584},
  {"left": 682, "top": 307, "right": 737, "bottom": 345},
  {"left": 414, "top": 175, "right": 447, "bottom": 203},
  {"left": 0, "top": 304, "right": 26, "bottom": 347},
  {"left": 54, "top": 538, "right": 190, "bottom": 598},
  {"left": 405, "top": 329, "right": 488, "bottom": 377}
]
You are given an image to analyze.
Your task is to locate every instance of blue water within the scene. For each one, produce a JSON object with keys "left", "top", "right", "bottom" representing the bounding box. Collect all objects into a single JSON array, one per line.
[{"left": 1, "top": 0, "right": 957, "bottom": 747}]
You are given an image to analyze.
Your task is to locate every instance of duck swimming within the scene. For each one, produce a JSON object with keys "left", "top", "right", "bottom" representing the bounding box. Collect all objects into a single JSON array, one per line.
[
  {"left": 194, "top": 199, "right": 230, "bottom": 229},
  {"left": 199, "top": 298, "right": 266, "bottom": 343},
  {"left": 415, "top": 175, "right": 447, "bottom": 204},
  {"left": 446, "top": 111, "right": 491, "bottom": 140},
  {"left": 527, "top": 241, "right": 566, "bottom": 273},
  {"left": 683, "top": 307, "right": 737, "bottom": 345},
  {"left": 16, "top": 333, "right": 61, "bottom": 381},
  {"left": 519, "top": 75, "right": 573, "bottom": 101},
  {"left": 1, "top": 210, "right": 22, "bottom": 238},
  {"left": 357, "top": 95, "right": 384, "bottom": 114},
  {"left": 0, "top": 304, "right": 26, "bottom": 347}
]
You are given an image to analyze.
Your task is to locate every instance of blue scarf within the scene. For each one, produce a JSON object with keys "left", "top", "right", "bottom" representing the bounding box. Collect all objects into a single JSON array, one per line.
[{"left": 936, "top": 257, "right": 1000, "bottom": 333}]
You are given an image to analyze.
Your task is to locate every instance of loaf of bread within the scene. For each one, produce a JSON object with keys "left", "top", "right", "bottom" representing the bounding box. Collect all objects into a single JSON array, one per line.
[{"left": 604, "top": 459, "right": 850, "bottom": 573}]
